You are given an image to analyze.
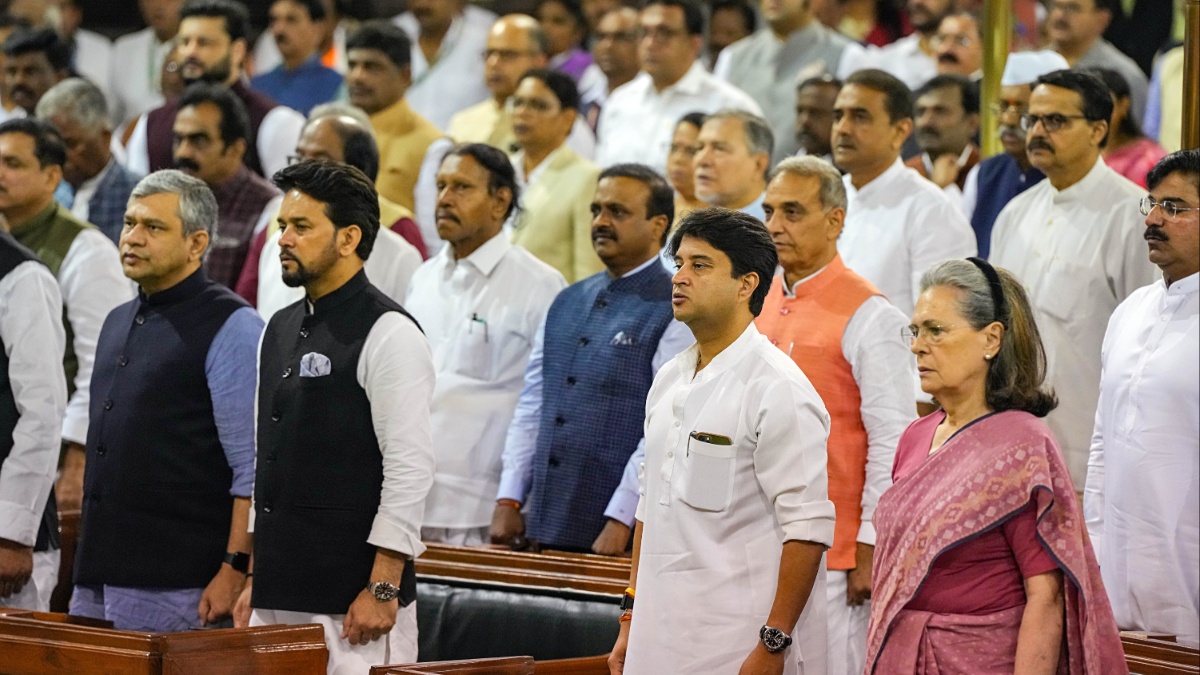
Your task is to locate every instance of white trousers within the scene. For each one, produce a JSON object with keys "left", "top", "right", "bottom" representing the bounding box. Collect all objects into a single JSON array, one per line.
[
  {"left": 0, "top": 549, "right": 59, "bottom": 612},
  {"left": 825, "top": 569, "right": 869, "bottom": 675},
  {"left": 420, "top": 526, "right": 488, "bottom": 547},
  {"left": 251, "top": 602, "right": 418, "bottom": 675}
]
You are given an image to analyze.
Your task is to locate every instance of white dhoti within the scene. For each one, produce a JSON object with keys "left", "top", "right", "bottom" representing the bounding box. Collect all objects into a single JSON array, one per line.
[
  {"left": 251, "top": 602, "right": 418, "bottom": 675},
  {"left": 824, "top": 569, "right": 869, "bottom": 675},
  {"left": 0, "top": 549, "right": 60, "bottom": 612}
]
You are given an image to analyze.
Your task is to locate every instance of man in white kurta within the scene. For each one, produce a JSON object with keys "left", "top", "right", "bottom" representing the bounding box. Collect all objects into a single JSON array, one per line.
[
  {"left": 614, "top": 208, "right": 835, "bottom": 675},
  {"left": 392, "top": 2, "right": 494, "bottom": 131},
  {"left": 990, "top": 70, "right": 1157, "bottom": 486},
  {"left": 405, "top": 145, "right": 565, "bottom": 545},
  {"left": 1085, "top": 149, "right": 1199, "bottom": 643}
]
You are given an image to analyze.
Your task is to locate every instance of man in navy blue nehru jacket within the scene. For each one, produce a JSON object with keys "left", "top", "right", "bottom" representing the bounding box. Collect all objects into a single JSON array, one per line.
[
  {"left": 239, "top": 159, "right": 434, "bottom": 673},
  {"left": 491, "top": 163, "right": 692, "bottom": 555},
  {"left": 0, "top": 229, "right": 66, "bottom": 613},
  {"left": 71, "top": 169, "right": 263, "bottom": 631}
]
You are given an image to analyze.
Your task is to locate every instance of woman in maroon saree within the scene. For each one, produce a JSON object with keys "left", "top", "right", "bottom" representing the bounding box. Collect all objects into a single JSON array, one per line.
[{"left": 866, "top": 258, "right": 1127, "bottom": 674}]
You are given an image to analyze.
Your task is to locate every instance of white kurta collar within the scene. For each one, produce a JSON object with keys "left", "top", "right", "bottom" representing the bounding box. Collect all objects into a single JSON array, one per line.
[
  {"left": 1049, "top": 155, "right": 1109, "bottom": 206},
  {"left": 678, "top": 322, "right": 761, "bottom": 383},
  {"left": 439, "top": 230, "right": 511, "bottom": 277},
  {"left": 845, "top": 156, "right": 907, "bottom": 201},
  {"left": 1166, "top": 271, "right": 1200, "bottom": 294}
]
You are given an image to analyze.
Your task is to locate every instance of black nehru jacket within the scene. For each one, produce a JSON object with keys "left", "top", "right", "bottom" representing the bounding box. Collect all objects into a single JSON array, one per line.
[
  {"left": 253, "top": 270, "right": 419, "bottom": 615},
  {"left": 0, "top": 231, "right": 57, "bottom": 552},
  {"left": 74, "top": 270, "right": 248, "bottom": 588}
]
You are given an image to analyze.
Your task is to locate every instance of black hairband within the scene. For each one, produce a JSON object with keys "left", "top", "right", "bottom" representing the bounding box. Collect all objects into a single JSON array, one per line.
[{"left": 967, "top": 257, "right": 1009, "bottom": 327}]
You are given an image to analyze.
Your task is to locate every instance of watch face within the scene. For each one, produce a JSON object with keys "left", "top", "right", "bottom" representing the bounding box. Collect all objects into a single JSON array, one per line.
[
  {"left": 370, "top": 582, "right": 399, "bottom": 601},
  {"left": 761, "top": 627, "right": 789, "bottom": 652}
]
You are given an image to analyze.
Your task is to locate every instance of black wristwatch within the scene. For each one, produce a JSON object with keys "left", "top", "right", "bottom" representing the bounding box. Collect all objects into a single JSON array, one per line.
[
  {"left": 224, "top": 551, "right": 250, "bottom": 574},
  {"left": 619, "top": 592, "right": 635, "bottom": 612},
  {"left": 367, "top": 581, "right": 400, "bottom": 602},
  {"left": 759, "top": 625, "right": 792, "bottom": 653}
]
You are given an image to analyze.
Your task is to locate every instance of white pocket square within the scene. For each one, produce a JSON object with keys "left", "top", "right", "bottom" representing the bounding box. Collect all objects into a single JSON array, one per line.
[{"left": 299, "top": 352, "right": 331, "bottom": 377}]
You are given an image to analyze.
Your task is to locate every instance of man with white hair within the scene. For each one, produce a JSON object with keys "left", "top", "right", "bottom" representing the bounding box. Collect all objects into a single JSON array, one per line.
[
  {"left": 36, "top": 78, "right": 140, "bottom": 244},
  {"left": 692, "top": 109, "right": 772, "bottom": 219}
]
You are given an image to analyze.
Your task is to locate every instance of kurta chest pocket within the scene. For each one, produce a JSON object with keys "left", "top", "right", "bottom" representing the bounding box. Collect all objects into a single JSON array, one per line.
[
  {"left": 679, "top": 432, "right": 737, "bottom": 512},
  {"left": 450, "top": 316, "right": 492, "bottom": 380}
]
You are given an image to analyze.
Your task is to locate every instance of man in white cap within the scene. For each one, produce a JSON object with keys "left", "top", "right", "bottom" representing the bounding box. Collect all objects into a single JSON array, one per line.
[{"left": 960, "top": 50, "right": 1068, "bottom": 257}]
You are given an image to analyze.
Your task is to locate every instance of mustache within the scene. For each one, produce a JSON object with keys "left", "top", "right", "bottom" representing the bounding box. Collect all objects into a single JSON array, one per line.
[
  {"left": 937, "top": 53, "right": 960, "bottom": 64},
  {"left": 10, "top": 85, "right": 34, "bottom": 99},
  {"left": 1144, "top": 227, "right": 1169, "bottom": 242},
  {"left": 435, "top": 209, "right": 459, "bottom": 224},
  {"left": 174, "top": 158, "right": 201, "bottom": 172},
  {"left": 1027, "top": 137, "right": 1054, "bottom": 153},
  {"left": 917, "top": 127, "right": 940, "bottom": 139},
  {"left": 592, "top": 226, "right": 618, "bottom": 241}
]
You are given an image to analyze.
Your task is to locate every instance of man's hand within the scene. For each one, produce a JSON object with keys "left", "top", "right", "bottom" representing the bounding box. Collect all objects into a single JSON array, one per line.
[
  {"left": 489, "top": 502, "right": 525, "bottom": 548},
  {"left": 846, "top": 542, "right": 874, "bottom": 606},
  {"left": 608, "top": 621, "right": 630, "bottom": 674},
  {"left": 233, "top": 578, "right": 253, "bottom": 628},
  {"left": 0, "top": 538, "right": 33, "bottom": 599},
  {"left": 197, "top": 564, "right": 246, "bottom": 626},
  {"left": 738, "top": 643, "right": 786, "bottom": 675},
  {"left": 929, "top": 153, "right": 963, "bottom": 189},
  {"left": 56, "top": 442, "right": 86, "bottom": 512},
  {"left": 341, "top": 590, "right": 397, "bottom": 646},
  {"left": 592, "top": 519, "right": 632, "bottom": 556}
]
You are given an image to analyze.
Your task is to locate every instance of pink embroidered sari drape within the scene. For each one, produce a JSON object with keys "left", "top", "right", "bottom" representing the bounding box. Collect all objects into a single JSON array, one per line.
[{"left": 865, "top": 410, "right": 1127, "bottom": 674}]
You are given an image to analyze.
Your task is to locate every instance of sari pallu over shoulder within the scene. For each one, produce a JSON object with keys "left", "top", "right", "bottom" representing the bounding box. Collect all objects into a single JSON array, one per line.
[{"left": 864, "top": 410, "right": 1127, "bottom": 674}]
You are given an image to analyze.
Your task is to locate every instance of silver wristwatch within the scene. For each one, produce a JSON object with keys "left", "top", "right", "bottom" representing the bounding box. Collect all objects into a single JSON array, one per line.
[
  {"left": 367, "top": 581, "right": 400, "bottom": 602},
  {"left": 759, "top": 625, "right": 793, "bottom": 653}
]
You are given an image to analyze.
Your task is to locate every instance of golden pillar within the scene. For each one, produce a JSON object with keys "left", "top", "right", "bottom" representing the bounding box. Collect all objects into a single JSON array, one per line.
[
  {"left": 981, "top": 0, "right": 1013, "bottom": 157},
  {"left": 1184, "top": 0, "right": 1199, "bottom": 149}
]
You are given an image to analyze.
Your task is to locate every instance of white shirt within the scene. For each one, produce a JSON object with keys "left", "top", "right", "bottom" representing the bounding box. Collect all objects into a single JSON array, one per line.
[
  {"left": 1085, "top": 273, "right": 1198, "bottom": 642},
  {"left": 248, "top": 306, "right": 435, "bottom": 561},
  {"left": 782, "top": 268, "right": 917, "bottom": 544},
  {"left": 58, "top": 228, "right": 137, "bottom": 445},
  {"left": 841, "top": 158, "right": 977, "bottom": 317},
  {"left": 594, "top": 61, "right": 762, "bottom": 174},
  {"left": 856, "top": 34, "right": 936, "bottom": 90},
  {"left": 108, "top": 27, "right": 173, "bottom": 126},
  {"left": 255, "top": 226, "right": 422, "bottom": 321},
  {"left": 496, "top": 256, "right": 694, "bottom": 525},
  {"left": 124, "top": 96, "right": 306, "bottom": 180},
  {"left": 404, "top": 233, "right": 566, "bottom": 529},
  {"left": 69, "top": 160, "right": 114, "bottom": 225},
  {"left": 627, "top": 323, "right": 834, "bottom": 674},
  {"left": 394, "top": 7, "right": 494, "bottom": 130},
  {"left": 990, "top": 157, "right": 1158, "bottom": 485},
  {"left": 73, "top": 30, "right": 113, "bottom": 103},
  {"left": 0, "top": 259, "right": 67, "bottom": 547}
]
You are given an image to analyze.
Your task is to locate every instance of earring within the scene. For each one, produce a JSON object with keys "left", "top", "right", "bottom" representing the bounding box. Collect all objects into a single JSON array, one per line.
[{"left": 984, "top": 354, "right": 993, "bottom": 361}]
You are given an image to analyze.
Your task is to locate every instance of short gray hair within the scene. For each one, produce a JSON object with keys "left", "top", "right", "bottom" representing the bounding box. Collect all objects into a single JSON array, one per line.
[
  {"left": 129, "top": 170, "right": 220, "bottom": 246},
  {"left": 308, "top": 102, "right": 372, "bottom": 129},
  {"left": 768, "top": 156, "right": 848, "bottom": 211},
  {"left": 35, "top": 77, "right": 111, "bottom": 133},
  {"left": 704, "top": 108, "right": 775, "bottom": 159}
]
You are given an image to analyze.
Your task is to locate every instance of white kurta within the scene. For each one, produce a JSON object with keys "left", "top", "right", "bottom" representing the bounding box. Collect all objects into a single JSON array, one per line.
[
  {"left": 1085, "top": 273, "right": 1199, "bottom": 642},
  {"left": 990, "top": 157, "right": 1158, "bottom": 485},
  {"left": 840, "top": 158, "right": 977, "bottom": 318},
  {"left": 108, "top": 27, "right": 171, "bottom": 126},
  {"left": 393, "top": 7, "right": 494, "bottom": 131},
  {"left": 854, "top": 34, "right": 936, "bottom": 90},
  {"left": 404, "top": 233, "right": 565, "bottom": 529},
  {"left": 628, "top": 324, "right": 836, "bottom": 674}
]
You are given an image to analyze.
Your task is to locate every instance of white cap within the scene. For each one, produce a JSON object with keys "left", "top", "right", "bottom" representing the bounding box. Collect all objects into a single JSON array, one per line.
[{"left": 1000, "top": 50, "right": 1071, "bottom": 87}]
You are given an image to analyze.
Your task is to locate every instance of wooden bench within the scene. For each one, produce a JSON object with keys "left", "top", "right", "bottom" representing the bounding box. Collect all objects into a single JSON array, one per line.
[
  {"left": 0, "top": 609, "right": 328, "bottom": 674},
  {"left": 371, "top": 655, "right": 610, "bottom": 674},
  {"left": 416, "top": 544, "right": 629, "bottom": 596},
  {"left": 1123, "top": 633, "right": 1200, "bottom": 675}
]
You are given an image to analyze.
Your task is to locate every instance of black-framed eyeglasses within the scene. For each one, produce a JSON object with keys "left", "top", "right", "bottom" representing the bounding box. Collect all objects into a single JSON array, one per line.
[
  {"left": 1140, "top": 196, "right": 1200, "bottom": 218},
  {"left": 1020, "top": 113, "right": 1088, "bottom": 132}
]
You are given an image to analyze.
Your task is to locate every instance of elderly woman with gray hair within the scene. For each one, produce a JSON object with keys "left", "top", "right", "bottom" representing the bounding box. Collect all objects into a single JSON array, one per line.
[{"left": 864, "top": 258, "right": 1126, "bottom": 674}]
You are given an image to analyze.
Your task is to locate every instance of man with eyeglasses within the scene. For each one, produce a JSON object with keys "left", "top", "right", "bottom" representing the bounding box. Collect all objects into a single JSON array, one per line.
[
  {"left": 960, "top": 51, "right": 1066, "bottom": 257},
  {"left": 932, "top": 10, "right": 982, "bottom": 79},
  {"left": 448, "top": 14, "right": 595, "bottom": 161},
  {"left": 712, "top": 0, "right": 862, "bottom": 163},
  {"left": 1045, "top": 0, "right": 1147, "bottom": 126},
  {"left": 1085, "top": 148, "right": 1200, "bottom": 645},
  {"left": 990, "top": 68, "right": 1157, "bottom": 487},
  {"left": 857, "top": 0, "right": 954, "bottom": 89},
  {"left": 593, "top": 0, "right": 760, "bottom": 174}
]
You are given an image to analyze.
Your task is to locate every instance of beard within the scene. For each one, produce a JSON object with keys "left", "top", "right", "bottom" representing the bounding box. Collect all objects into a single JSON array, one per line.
[
  {"left": 281, "top": 236, "right": 340, "bottom": 288},
  {"left": 183, "top": 52, "right": 234, "bottom": 86}
]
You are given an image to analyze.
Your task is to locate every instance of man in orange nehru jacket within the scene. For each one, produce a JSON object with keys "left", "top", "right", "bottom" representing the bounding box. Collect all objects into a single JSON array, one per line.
[{"left": 756, "top": 156, "right": 917, "bottom": 675}]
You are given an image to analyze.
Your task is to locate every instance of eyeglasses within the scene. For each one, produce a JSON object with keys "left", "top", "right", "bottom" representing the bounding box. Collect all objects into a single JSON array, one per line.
[
  {"left": 1140, "top": 196, "right": 1200, "bottom": 218},
  {"left": 901, "top": 324, "right": 961, "bottom": 346},
  {"left": 988, "top": 102, "right": 1028, "bottom": 117},
  {"left": 483, "top": 48, "right": 538, "bottom": 61},
  {"left": 1020, "top": 113, "right": 1088, "bottom": 132},
  {"left": 932, "top": 34, "right": 974, "bottom": 47}
]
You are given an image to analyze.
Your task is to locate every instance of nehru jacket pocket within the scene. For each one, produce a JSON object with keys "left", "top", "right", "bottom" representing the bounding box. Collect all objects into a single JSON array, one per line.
[{"left": 679, "top": 434, "right": 737, "bottom": 512}]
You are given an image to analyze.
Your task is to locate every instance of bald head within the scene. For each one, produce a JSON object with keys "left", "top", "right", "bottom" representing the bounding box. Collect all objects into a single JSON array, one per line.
[
  {"left": 484, "top": 14, "right": 549, "bottom": 102},
  {"left": 294, "top": 111, "right": 381, "bottom": 180}
]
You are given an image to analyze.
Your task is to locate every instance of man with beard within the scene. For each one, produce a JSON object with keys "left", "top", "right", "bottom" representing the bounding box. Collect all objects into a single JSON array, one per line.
[
  {"left": 1, "top": 27, "right": 69, "bottom": 116},
  {"left": 960, "top": 50, "right": 1067, "bottom": 257},
  {"left": 125, "top": 0, "right": 304, "bottom": 180},
  {"left": 71, "top": 169, "right": 261, "bottom": 633},
  {"left": 932, "top": 10, "right": 982, "bottom": 80},
  {"left": 172, "top": 83, "right": 282, "bottom": 295},
  {"left": 904, "top": 74, "right": 980, "bottom": 215},
  {"left": 794, "top": 75, "right": 840, "bottom": 163},
  {"left": 404, "top": 144, "right": 564, "bottom": 546},
  {"left": 237, "top": 160, "right": 435, "bottom": 673},
  {"left": 990, "top": 69, "right": 1157, "bottom": 486},
  {"left": 392, "top": 0, "right": 494, "bottom": 131},
  {"left": 491, "top": 164, "right": 689, "bottom": 556},
  {"left": 714, "top": 0, "right": 862, "bottom": 162},
  {"left": 860, "top": 0, "right": 954, "bottom": 90}
]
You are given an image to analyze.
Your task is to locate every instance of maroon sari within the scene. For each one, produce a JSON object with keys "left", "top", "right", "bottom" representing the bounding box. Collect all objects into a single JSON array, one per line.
[{"left": 865, "top": 410, "right": 1127, "bottom": 674}]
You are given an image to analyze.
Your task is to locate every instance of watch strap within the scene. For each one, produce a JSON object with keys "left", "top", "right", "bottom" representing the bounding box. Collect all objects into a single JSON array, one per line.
[{"left": 224, "top": 551, "right": 250, "bottom": 573}]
